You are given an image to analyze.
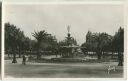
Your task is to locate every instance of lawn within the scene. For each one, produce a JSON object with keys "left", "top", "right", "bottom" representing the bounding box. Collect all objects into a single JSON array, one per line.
[{"left": 5, "top": 59, "right": 123, "bottom": 78}]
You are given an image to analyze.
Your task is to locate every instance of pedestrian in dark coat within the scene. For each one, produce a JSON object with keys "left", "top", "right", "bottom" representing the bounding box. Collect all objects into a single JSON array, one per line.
[{"left": 22, "top": 55, "right": 26, "bottom": 65}]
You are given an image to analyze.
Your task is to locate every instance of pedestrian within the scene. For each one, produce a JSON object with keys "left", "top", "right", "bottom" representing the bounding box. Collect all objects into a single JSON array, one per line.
[{"left": 22, "top": 55, "right": 26, "bottom": 65}]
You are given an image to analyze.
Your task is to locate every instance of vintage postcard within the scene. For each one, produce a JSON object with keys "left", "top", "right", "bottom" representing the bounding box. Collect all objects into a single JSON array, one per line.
[{"left": 3, "top": 1, "right": 127, "bottom": 81}]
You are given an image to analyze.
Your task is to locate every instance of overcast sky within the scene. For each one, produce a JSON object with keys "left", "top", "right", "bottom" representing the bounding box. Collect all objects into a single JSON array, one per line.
[{"left": 4, "top": 4, "right": 124, "bottom": 45}]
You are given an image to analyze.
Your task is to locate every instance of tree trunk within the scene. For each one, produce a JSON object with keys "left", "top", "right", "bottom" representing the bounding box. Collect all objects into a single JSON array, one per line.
[
  {"left": 111, "top": 52, "right": 114, "bottom": 59},
  {"left": 37, "top": 54, "right": 41, "bottom": 60},
  {"left": 97, "top": 51, "right": 102, "bottom": 60},
  {"left": 8, "top": 53, "right": 10, "bottom": 58},
  {"left": 37, "top": 50, "right": 42, "bottom": 60},
  {"left": 102, "top": 52, "right": 104, "bottom": 59},
  {"left": 18, "top": 49, "right": 21, "bottom": 58},
  {"left": 97, "top": 54, "right": 101, "bottom": 60},
  {"left": 56, "top": 54, "right": 57, "bottom": 57},
  {"left": 118, "top": 52, "right": 123, "bottom": 66}
]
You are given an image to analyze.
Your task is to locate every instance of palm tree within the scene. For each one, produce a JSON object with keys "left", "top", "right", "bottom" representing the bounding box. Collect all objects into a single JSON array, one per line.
[{"left": 32, "top": 30, "right": 49, "bottom": 59}]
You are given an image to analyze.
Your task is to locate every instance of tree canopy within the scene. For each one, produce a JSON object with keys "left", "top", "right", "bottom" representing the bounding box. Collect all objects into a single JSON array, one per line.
[
  {"left": 5, "top": 22, "right": 124, "bottom": 65},
  {"left": 81, "top": 27, "right": 124, "bottom": 65}
]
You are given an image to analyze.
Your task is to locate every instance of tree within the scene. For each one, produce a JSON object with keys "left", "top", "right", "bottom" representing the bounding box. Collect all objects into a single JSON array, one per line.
[
  {"left": 96, "top": 33, "right": 112, "bottom": 59},
  {"left": 5, "top": 22, "right": 31, "bottom": 62},
  {"left": 81, "top": 31, "right": 112, "bottom": 60},
  {"left": 32, "top": 30, "right": 58, "bottom": 59},
  {"left": 5, "top": 23, "right": 21, "bottom": 63},
  {"left": 32, "top": 30, "right": 48, "bottom": 59},
  {"left": 112, "top": 27, "right": 124, "bottom": 66}
]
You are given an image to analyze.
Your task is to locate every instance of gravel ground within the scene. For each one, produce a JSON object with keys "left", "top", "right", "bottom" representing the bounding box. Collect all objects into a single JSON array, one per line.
[{"left": 5, "top": 58, "right": 123, "bottom": 78}]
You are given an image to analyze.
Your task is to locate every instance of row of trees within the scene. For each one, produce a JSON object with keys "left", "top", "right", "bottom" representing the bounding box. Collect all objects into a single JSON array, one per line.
[
  {"left": 5, "top": 23, "right": 31, "bottom": 58},
  {"left": 81, "top": 27, "right": 124, "bottom": 66},
  {"left": 5, "top": 22, "right": 124, "bottom": 66},
  {"left": 5, "top": 22, "right": 59, "bottom": 59},
  {"left": 5, "top": 22, "right": 78, "bottom": 59}
]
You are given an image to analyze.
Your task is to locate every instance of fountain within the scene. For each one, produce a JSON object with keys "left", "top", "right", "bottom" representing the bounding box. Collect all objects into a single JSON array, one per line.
[{"left": 60, "top": 26, "right": 86, "bottom": 58}]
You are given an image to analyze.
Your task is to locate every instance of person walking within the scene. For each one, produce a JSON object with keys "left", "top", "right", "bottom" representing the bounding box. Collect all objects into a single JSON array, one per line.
[{"left": 22, "top": 55, "right": 26, "bottom": 65}]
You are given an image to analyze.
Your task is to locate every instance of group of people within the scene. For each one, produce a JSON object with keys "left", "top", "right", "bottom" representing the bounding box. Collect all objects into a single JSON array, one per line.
[{"left": 11, "top": 54, "right": 30, "bottom": 65}]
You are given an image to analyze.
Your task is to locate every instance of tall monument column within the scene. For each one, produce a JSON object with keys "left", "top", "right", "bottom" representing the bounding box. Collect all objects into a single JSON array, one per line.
[
  {"left": 67, "top": 25, "right": 72, "bottom": 46},
  {"left": 66, "top": 25, "right": 73, "bottom": 57}
]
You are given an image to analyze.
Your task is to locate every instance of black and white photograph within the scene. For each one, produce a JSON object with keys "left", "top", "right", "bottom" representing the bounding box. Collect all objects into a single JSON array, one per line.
[{"left": 4, "top": 3, "right": 125, "bottom": 78}]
